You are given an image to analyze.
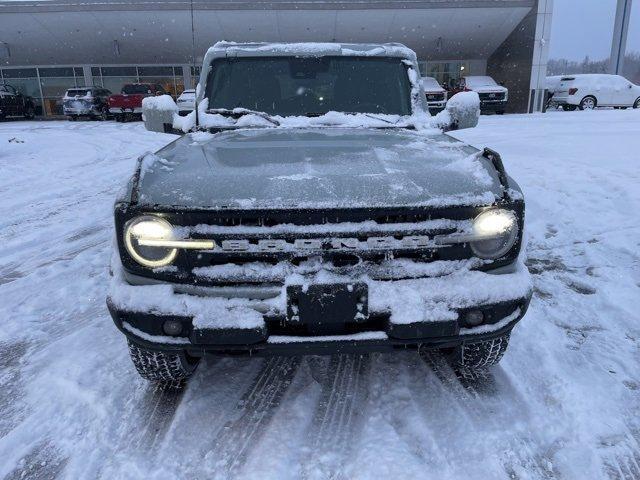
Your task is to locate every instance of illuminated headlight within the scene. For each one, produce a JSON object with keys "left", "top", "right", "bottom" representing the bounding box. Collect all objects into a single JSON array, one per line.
[
  {"left": 470, "top": 209, "right": 518, "bottom": 259},
  {"left": 124, "top": 216, "right": 177, "bottom": 268}
]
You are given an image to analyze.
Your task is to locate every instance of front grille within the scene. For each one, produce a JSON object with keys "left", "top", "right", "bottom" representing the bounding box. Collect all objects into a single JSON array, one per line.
[
  {"left": 479, "top": 92, "right": 505, "bottom": 101},
  {"left": 426, "top": 93, "right": 445, "bottom": 101},
  {"left": 116, "top": 203, "right": 523, "bottom": 286}
]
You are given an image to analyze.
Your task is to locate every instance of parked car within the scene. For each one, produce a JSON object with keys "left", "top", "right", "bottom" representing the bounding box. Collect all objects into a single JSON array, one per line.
[
  {"left": 551, "top": 74, "right": 640, "bottom": 111},
  {"left": 420, "top": 76, "right": 447, "bottom": 113},
  {"left": 108, "top": 41, "right": 532, "bottom": 385},
  {"left": 0, "top": 84, "right": 36, "bottom": 120},
  {"left": 63, "top": 86, "right": 112, "bottom": 120},
  {"left": 176, "top": 89, "right": 196, "bottom": 116},
  {"left": 108, "top": 83, "right": 167, "bottom": 122},
  {"left": 449, "top": 76, "right": 508, "bottom": 114}
]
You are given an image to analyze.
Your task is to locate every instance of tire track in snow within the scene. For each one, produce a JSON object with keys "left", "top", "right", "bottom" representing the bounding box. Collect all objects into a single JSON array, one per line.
[
  {"left": 2, "top": 440, "right": 68, "bottom": 480},
  {"left": 418, "top": 350, "right": 560, "bottom": 479},
  {"left": 301, "top": 354, "right": 371, "bottom": 480},
  {"left": 0, "top": 342, "right": 28, "bottom": 440},
  {"left": 206, "top": 356, "right": 301, "bottom": 478},
  {"left": 126, "top": 382, "right": 187, "bottom": 452}
]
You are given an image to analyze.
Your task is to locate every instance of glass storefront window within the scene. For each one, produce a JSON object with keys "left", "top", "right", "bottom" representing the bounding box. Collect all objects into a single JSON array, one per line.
[
  {"left": 39, "top": 67, "right": 81, "bottom": 115},
  {"left": 1, "top": 68, "right": 43, "bottom": 115},
  {"left": 425, "top": 61, "right": 469, "bottom": 89}
]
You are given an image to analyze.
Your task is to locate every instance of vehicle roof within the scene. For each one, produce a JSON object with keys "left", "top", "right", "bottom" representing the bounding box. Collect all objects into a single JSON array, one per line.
[{"left": 205, "top": 41, "right": 417, "bottom": 61}]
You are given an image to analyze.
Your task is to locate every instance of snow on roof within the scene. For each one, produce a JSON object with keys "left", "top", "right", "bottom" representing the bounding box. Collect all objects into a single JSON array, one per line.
[{"left": 205, "top": 41, "right": 417, "bottom": 60}]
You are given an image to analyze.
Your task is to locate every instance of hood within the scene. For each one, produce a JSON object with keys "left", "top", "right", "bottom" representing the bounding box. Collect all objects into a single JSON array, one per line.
[
  {"left": 135, "top": 128, "right": 503, "bottom": 210},
  {"left": 471, "top": 85, "right": 508, "bottom": 94}
]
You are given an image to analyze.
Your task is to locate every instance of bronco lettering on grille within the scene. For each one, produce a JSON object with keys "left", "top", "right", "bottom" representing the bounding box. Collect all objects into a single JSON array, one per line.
[{"left": 214, "top": 235, "right": 434, "bottom": 252}]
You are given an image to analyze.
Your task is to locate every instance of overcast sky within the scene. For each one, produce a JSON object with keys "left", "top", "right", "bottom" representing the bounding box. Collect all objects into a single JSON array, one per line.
[{"left": 550, "top": 0, "right": 640, "bottom": 60}]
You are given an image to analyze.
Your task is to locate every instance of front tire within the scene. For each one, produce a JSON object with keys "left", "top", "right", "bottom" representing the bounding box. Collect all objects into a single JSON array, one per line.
[
  {"left": 23, "top": 105, "right": 35, "bottom": 120},
  {"left": 633, "top": 97, "right": 640, "bottom": 109},
  {"left": 448, "top": 333, "right": 511, "bottom": 370},
  {"left": 127, "top": 340, "right": 199, "bottom": 384},
  {"left": 579, "top": 96, "right": 597, "bottom": 110}
]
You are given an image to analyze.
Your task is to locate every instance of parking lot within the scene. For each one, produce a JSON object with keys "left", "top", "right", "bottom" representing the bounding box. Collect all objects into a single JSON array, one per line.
[{"left": 0, "top": 109, "right": 639, "bottom": 479}]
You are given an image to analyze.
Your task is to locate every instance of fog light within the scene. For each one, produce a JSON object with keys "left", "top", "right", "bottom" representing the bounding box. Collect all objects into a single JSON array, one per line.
[
  {"left": 465, "top": 310, "right": 484, "bottom": 327},
  {"left": 163, "top": 320, "right": 183, "bottom": 336}
]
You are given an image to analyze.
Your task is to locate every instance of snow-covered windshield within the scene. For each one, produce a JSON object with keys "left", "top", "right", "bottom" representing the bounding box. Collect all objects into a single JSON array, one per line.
[
  {"left": 205, "top": 56, "right": 412, "bottom": 116},
  {"left": 464, "top": 76, "right": 499, "bottom": 88}
]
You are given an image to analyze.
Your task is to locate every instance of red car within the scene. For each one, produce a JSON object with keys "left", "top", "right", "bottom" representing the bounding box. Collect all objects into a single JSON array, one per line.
[{"left": 108, "top": 83, "right": 167, "bottom": 122}]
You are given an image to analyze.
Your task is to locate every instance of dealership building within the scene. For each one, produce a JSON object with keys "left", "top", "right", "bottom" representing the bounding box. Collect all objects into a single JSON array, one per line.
[{"left": 0, "top": 0, "right": 552, "bottom": 116}]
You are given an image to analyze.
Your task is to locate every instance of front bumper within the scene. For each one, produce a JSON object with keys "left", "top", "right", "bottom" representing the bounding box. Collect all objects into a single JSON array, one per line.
[
  {"left": 107, "top": 260, "right": 532, "bottom": 356},
  {"left": 480, "top": 100, "right": 507, "bottom": 112},
  {"left": 109, "top": 107, "right": 143, "bottom": 114},
  {"left": 427, "top": 101, "right": 447, "bottom": 112},
  {"left": 64, "top": 108, "right": 97, "bottom": 116}
]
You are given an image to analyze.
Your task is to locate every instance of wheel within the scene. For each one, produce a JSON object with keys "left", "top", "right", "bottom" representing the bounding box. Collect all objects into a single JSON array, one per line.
[
  {"left": 579, "top": 96, "right": 597, "bottom": 110},
  {"left": 23, "top": 105, "right": 35, "bottom": 120},
  {"left": 562, "top": 104, "right": 577, "bottom": 111},
  {"left": 127, "top": 340, "right": 199, "bottom": 384},
  {"left": 447, "top": 333, "right": 511, "bottom": 370},
  {"left": 95, "top": 108, "right": 109, "bottom": 121},
  {"left": 633, "top": 97, "right": 640, "bottom": 109},
  {"left": 69, "top": 115, "right": 78, "bottom": 121},
  {"left": 495, "top": 110, "right": 505, "bottom": 115},
  {"left": 115, "top": 114, "right": 124, "bottom": 122}
]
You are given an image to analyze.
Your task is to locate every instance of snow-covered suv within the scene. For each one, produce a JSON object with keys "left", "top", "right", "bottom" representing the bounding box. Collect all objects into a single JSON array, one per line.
[
  {"left": 108, "top": 42, "right": 532, "bottom": 384},
  {"left": 551, "top": 74, "right": 640, "bottom": 111}
]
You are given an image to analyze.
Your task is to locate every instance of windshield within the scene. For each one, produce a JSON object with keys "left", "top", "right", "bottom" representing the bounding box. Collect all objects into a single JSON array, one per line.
[
  {"left": 122, "top": 84, "right": 151, "bottom": 94},
  {"left": 464, "top": 76, "right": 498, "bottom": 88},
  {"left": 206, "top": 56, "right": 412, "bottom": 117},
  {"left": 66, "top": 89, "right": 90, "bottom": 97}
]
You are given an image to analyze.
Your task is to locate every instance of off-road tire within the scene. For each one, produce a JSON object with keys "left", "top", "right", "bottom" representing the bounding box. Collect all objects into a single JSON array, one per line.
[
  {"left": 449, "top": 333, "right": 511, "bottom": 370},
  {"left": 127, "top": 340, "right": 198, "bottom": 384}
]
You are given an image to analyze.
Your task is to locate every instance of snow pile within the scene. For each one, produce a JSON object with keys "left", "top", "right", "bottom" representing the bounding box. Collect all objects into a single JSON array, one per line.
[{"left": 142, "top": 94, "right": 177, "bottom": 111}]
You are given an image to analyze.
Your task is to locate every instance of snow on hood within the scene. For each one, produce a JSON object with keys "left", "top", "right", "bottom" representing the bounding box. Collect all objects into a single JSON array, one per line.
[{"left": 135, "top": 127, "right": 503, "bottom": 210}]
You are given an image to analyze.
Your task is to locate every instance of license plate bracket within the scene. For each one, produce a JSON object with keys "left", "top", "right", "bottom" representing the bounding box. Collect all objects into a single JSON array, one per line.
[{"left": 286, "top": 283, "right": 368, "bottom": 332}]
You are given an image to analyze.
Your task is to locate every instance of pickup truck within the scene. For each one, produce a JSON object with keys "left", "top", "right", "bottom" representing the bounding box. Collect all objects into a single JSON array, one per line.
[
  {"left": 0, "top": 84, "right": 36, "bottom": 120},
  {"left": 108, "top": 83, "right": 167, "bottom": 122}
]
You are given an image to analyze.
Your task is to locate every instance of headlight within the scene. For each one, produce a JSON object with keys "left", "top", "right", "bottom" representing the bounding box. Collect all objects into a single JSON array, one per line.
[
  {"left": 470, "top": 209, "right": 518, "bottom": 259},
  {"left": 124, "top": 216, "right": 177, "bottom": 268}
]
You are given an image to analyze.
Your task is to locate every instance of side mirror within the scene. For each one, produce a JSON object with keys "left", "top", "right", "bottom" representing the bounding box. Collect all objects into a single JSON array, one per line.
[
  {"left": 142, "top": 95, "right": 178, "bottom": 133},
  {"left": 443, "top": 91, "right": 480, "bottom": 130},
  {"left": 499, "top": 81, "right": 505, "bottom": 86}
]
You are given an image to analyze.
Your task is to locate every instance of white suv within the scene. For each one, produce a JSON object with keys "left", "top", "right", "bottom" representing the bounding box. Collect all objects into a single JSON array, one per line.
[
  {"left": 176, "top": 89, "right": 196, "bottom": 116},
  {"left": 552, "top": 74, "right": 640, "bottom": 111}
]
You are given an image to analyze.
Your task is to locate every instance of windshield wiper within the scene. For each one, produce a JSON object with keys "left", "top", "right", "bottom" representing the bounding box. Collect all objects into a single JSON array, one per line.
[
  {"left": 304, "top": 112, "right": 400, "bottom": 125},
  {"left": 207, "top": 108, "right": 280, "bottom": 126}
]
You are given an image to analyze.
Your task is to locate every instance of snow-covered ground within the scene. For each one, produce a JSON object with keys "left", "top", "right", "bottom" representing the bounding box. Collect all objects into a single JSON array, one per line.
[{"left": 0, "top": 110, "right": 639, "bottom": 480}]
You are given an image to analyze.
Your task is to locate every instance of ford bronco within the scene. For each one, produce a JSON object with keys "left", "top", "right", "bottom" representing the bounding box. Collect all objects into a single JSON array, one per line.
[{"left": 107, "top": 42, "right": 532, "bottom": 384}]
